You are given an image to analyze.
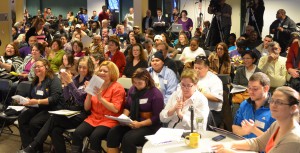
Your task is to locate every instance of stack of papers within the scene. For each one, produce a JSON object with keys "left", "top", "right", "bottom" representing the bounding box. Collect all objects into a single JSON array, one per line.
[
  {"left": 105, "top": 114, "right": 132, "bottom": 125},
  {"left": 230, "top": 84, "right": 247, "bottom": 94},
  {"left": 48, "top": 110, "right": 81, "bottom": 118},
  {"left": 145, "top": 128, "right": 184, "bottom": 145},
  {"left": 84, "top": 75, "right": 104, "bottom": 96},
  {"left": 12, "top": 95, "right": 38, "bottom": 107}
]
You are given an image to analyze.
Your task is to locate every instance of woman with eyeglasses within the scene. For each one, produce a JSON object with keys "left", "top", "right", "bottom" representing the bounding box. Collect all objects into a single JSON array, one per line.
[
  {"left": 232, "top": 51, "right": 261, "bottom": 115},
  {"left": 19, "top": 57, "right": 94, "bottom": 153},
  {"left": 18, "top": 58, "right": 64, "bottom": 153},
  {"left": 193, "top": 55, "right": 224, "bottom": 127},
  {"left": 208, "top": 42, "right": 232, "bottom": 74},
  {"left": 160, "top": 69, "right": 209, "bottom": 130},
  {"left": 71, "top": 61, "right": 126, "bottom": 153},
  {"left": 213, "top": 86, "right": 300, "bottom": 153},
  {"left": 107, "top": 68, "right": 164, "bottom": 153}
]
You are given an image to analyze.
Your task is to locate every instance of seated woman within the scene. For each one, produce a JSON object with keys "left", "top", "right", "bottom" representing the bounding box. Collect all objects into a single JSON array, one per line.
[
  {"left": 174, "top": 33, "right": 189, "bottom": 54},
  {"left": 105, "top": 38, "right": 126, "bottom": 77},
  {"left": 18, "top": 58, "right": 64, "bottom": 152},
  {"left": 123, "top": 43, "right": 148, "bottom": 78},
  {"left": 72, "top": 40, "right": 85, "bottom": 58},
  {"left": 0, "top": 43, "right": 23, "bottom": 81},
  {"left": 160, "top": 69, "right": 209, "bottom": 130},
  {"left": 179, "top": 38, "right": 206, "bottom": 64},
  {"left": 147, "top": 51, "right": 178, "bottom": 104},
  {"left": 208, "top": 42, "right": 231, "bottom": 74},
  {"left": 107, "top": 68, "right": 164, "bottom": 153},
  {"left": 17, "top": 43, "right": 44, "bottom": 81},
  {"left": 71, "top": 61, "right": 126, "bottom": 153},
  {"left": 90, "top": 52, "right": 105, "bottom": 72},
  {"left": 213, "top": 86, "right": 300, "bottom": 153},
  {"left": 47, "top": 39, "right": 65, "bottom": 73},
  {"left": 193, "top": 56, "right": 224, "bottom": 127},
  {"left": 18, "top": 57, "right": 94, "bottom": 153},
  {"left": 232, "top": 51, "right": 261, "bottom": 116},
  {"left": 59, "top": 53, "right": 78, "bottom": 78}
]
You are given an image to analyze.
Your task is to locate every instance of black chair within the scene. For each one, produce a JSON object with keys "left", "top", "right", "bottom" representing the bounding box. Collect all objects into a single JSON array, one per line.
[
  {"left": 207, "top": 110, "right": 216, "bottom": 131},
  {"left": 15, "top": 81, "right": 32, "bottom": 97},
  {"left": 217, "top": 74, "right": 233, "bottom": 132},
  {"left": 0, "top": 79, "right": 13, "bottom": 110}
]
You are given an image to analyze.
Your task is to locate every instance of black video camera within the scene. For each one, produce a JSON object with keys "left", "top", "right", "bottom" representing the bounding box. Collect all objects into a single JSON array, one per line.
[{"left": 209, "top": 0, "right": 221, "bottom": 13}]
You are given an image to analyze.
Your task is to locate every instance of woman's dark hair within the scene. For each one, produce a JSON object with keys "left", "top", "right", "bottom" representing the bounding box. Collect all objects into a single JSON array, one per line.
[
  {"left": 161, "top": 33, "right": 172, "bottom": 45},
  {"left": 128, "top": 43, "right": 146, "bottom": 61},
  {"left": 4, "top": 43, "right": 20, "bottom": 57},
  {"left": 180, "top": 10, "right": 188, "bottom": 16},
  {"left": 32, "top": 17, "right": 45, "bottom": 28},
  {"left": 190, "top": 37, "right": 200, "bottom": 45},
  {"left": 91, "top": 52, "right": 105, "bottom": 66},
  {"left": 242, "top": 50, "right": 257, "bottom": 64},
  {"left": 31, "top": 43, "right": 45, "bottom": 55},
  {"left": 215, "top": 42, "right": 230, "bottom": 66},
  {"left": 108, "top": 38, "right": 120, "bottom": 50},
  {"left": 63, "top": 53, "right": 75, "bottom": 66},
  {"left": 71, "top": 40, "right": 83, "bottom": 51},
  {"left": 132, "top": 68, "right": 155, "bottom": 89},
  {"left": 32, "top": 58, "right": 55, "bottom": 84},
  {"left": 77, "top": 56, "right": 94, "bottom": 77},
  {"left": 51, "top": 39, "right": 63, "bottom": 50}
]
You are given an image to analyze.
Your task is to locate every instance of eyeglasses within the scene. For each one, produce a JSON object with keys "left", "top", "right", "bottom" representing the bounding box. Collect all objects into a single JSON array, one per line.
[
  {"left": 243, "top": 57, "right": 253, "bottom": 60},
  {"left": 33, "top": 65, "right": 45, "bottom": 69},
  {"left": 180, "top": 83, "right": 194, "bottom": 90},
  {"left": 268, "top": 98, "right": 290, "bottom": 106},
  {"left": 195, "top": 55, "right": 207, "bottom": 61},
  {"left": 247, "top": 87, "right": 260, "bottom": 92}
]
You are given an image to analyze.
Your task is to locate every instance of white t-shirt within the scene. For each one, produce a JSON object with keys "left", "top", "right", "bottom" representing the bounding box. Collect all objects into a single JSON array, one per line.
[
  {"left": 245, "top": 65, "right": 257, "bottom": 81},
  {"left": 179, "top": 47, "right": 206, "bottom": 64},
  {"left": 197, "top": 71, "right": 223, "bottom": 111}
]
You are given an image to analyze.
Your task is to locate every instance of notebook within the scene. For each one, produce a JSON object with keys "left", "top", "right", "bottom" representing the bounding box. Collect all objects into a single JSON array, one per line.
[{"left": 209, "top": 125, "right": 245, "bottom": 140}]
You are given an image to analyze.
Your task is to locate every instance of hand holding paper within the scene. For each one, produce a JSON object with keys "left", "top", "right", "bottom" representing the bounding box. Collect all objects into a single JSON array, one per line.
[{"left": 84, "top": 75, "right": 104, "bottom": 96}]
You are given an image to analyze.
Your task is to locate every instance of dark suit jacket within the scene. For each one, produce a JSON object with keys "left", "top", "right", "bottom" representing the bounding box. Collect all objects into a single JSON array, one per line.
[
  {"left": 142, "top": 16, "right": 153, "bottom": 32},
  {"left": 152, "top": 16, "right": 168, "bottom": 34}
]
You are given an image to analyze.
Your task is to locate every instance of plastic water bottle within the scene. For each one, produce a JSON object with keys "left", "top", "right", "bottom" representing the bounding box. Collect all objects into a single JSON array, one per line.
[{"left": 196, "top": 116, "right": 205, "bottom": 138}]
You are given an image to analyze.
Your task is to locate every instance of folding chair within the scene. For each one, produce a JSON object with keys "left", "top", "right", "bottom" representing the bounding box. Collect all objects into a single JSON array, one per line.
[
  {"left": 174, "top": 54, "right": 181, "bottom": 60},
  {"left": 117, "top": 78, "right": 132, "bottom": 89},
  {"left": 0, "top": 79, "right": 13, "bottom": 110},
  {"left": 15, "top": 81, "right": 32, "bottom": 97}
]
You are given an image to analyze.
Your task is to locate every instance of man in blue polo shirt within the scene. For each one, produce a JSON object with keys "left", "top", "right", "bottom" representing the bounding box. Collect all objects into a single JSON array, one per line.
[{"left": 232, "top": 72, "right": 275, "bottom": 139}]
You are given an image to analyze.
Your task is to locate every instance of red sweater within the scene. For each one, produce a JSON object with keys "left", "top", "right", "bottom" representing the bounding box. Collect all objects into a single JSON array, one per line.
[
  {"left": 286, "top": 42, "right": 300, "bottom": 70},
  {"left": 105, "top": 50, "right": 126, "bottom": 77}
]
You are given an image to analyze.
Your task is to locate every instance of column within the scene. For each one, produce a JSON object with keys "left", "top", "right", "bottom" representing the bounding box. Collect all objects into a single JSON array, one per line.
[
  {"left": 133, "top": 0, "right": 148, "bottom": 28},
  {"left": 0, "top": 0, "right": 12, "bottom": 54}
]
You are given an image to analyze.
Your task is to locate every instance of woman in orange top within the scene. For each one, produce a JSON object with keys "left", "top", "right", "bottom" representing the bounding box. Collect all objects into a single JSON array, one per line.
[
  {"left": 71, "top": 61, "right": 126, "bottom": 153},
  {"left": 212, "top": 86, "right": 300, "bottom": 153}
]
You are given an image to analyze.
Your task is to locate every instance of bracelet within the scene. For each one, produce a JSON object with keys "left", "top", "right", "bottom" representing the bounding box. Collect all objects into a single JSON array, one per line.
[{"left": 38, "top": 99, "right": 41, "bottom": 104}]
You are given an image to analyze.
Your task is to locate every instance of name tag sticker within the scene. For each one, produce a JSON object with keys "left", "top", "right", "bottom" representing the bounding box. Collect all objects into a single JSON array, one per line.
[
  {"left": 139, "top": 98, "right": 148, "bottom": 104},
  {"left": 283, "top": 25, "right": 288, "bottom": 28},
  {"left": 78, "top": 86, "right": 84, "bottom": 90},
  {"left": 36, "top": 90, "right": 44, "bottom": 96},
  {"left": 255, "top": 120, "right": 265, "bottom": 129},
  {"left": 163, "top": 80, "right": 168, "bottom": 84}
]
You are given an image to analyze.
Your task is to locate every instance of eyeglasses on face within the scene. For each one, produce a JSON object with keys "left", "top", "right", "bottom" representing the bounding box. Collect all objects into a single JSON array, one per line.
[
  {"left": 268, "top": 98, "right": 290, "bottom": 106},
  {"left": 180, "top": 83, "right": 194, "bottom": 90},
  {"left": 33, "top": 65, "right": 45, "bottom": 69},
  {"left": 195, "top": 55, "right": 207, "bottom": 61}
]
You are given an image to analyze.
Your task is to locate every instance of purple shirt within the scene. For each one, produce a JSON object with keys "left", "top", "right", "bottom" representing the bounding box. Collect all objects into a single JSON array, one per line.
[
  {"left": 19, "top": 46, "right": 31, "bottom": 59},
  {"left": 24, "top": 60, "right": 35, "bottom": 73},
  {"left": 125, "top": 86, "right": 164, "bottom": 128},
  {"left": 178, "top": 18, "right": 193, "bottom": 32}
]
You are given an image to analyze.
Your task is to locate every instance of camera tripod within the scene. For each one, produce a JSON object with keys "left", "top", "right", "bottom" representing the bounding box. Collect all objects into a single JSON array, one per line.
[
  {"left": 204, "top": 13, "right": 224, "bottom": 49},
  {"left": 247, "top": 6, "right": 261, "bottom": 36}
]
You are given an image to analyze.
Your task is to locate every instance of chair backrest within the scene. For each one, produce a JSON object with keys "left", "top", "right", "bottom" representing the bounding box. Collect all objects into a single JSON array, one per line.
[
  {"left": 206, "top": 110, "right": 216, "bottom": 131},
  {"left": 117, "top": 78, "right": 132, "bottom": 89},
  {"left": 16, "top": 81, "right": 32, "bottom": 97},
  {"left": 175, "top": 54, "right": 181, "bottom": 60},
  {"left": 0, "top": 79, "right": 12, "bottom": 108}
]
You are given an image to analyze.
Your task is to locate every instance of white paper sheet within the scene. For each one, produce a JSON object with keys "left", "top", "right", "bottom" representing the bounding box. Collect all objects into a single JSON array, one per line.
[
  {"left": 84, "top": 75, "right": 104, "bottom": 96},
  {"left": 11, "top": 95, "right": 38, "bottom": 107},
  {"left": 48, "top": 110, "right": 80, "bottom": 116},
  {"left": 7, "top": 106, "right": 25, "bottom": 111},
  {"left": 230, "top": 84, "right": 247, "bottom": 94},
  {"left": 105, "top": 114, "right": 133, "bottom": 125},
  {"left": 145, "top": 128, "right": 185, "bottom": 145}
]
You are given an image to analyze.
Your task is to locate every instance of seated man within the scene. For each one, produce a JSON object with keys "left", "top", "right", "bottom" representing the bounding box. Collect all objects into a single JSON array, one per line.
[
  {"left": 89, "top": 35, "right": 104, "bottom": 54},
  {"left": 233, "top": 72, "right": 275, "bottom": 139},
  {"left": 258, "top": 41, "right": 288, "bottom": 92}
]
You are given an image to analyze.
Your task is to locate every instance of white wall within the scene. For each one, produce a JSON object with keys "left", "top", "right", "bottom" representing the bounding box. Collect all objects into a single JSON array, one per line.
[{"left": 87, "top": 0, "right": 106, "bottom": 17}]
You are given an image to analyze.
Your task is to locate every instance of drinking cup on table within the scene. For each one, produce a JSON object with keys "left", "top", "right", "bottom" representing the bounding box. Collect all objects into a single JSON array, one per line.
[{"left": 184, "top": 132, "right": 200, "bottom": 148}]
